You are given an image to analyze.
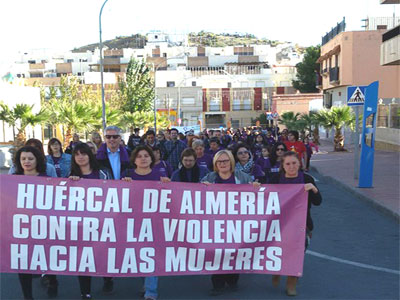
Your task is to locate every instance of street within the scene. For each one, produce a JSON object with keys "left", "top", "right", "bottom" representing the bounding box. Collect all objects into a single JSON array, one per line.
[{"left": 1, "top": 170, "right": 399, "bottom": 300}]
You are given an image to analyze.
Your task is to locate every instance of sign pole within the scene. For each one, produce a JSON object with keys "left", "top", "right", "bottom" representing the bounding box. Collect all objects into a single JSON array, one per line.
[{"left": 353, "top": 106, "right": 360, "bottom": 179}]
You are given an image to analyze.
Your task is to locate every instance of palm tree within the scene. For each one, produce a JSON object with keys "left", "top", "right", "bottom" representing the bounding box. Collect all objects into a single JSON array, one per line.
[
  {"left": 91, "top": 103, "right": 121, "bottom": 132},
  {"left": 318, "top": 106, "right": 355, "bottom": 151},
  {"left": 278, "top": 111, "right": 301, "bottom": 131},
  {"left": 47, "top": 98, "right": 95, "bottom": 147},
  {"left": 0, "top": 102, "right": 15, "bottom": 142},
  {"left": 299, "top": 111, "right": 323, "bottom": 144},
  {"left": 11, "top": 104, "right": 48, "bottom": 146}
]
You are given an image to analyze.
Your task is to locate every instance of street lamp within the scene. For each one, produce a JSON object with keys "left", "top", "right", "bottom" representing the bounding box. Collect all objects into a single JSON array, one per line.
[{"left": 99, "top": 0, "right": 109, "bottom": 132}]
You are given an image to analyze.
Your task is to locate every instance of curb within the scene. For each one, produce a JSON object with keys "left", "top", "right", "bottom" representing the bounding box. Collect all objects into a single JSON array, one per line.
[{"left": 310, "top": 166, "right": 400, "bottom": 222}]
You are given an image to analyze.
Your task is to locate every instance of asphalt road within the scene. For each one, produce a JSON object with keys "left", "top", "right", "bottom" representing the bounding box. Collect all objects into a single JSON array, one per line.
[{"left": 1, "top": 171, "right": 399, "bottom": 300}]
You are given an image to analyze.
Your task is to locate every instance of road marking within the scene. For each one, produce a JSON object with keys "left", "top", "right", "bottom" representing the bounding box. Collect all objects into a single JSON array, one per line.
[
  {"left": 306, "top": 250, "right": 400, "bottom": 275},
  {"left": 311, "top": 159, "right": 345, "bottom": 162}
]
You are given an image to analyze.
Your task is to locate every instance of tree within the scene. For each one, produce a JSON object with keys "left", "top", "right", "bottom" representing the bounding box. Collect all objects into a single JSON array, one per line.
[
  {"left": 44, "top": 75, "right": 97, "bottom": 146},
  {"left": 292, "top": 46, "right": 320, "bottom": 93},
  {"left": 120, "top": 111, "right": 170, "bottom": 133},
  {"left": 278, "top": 112, "right": 301, "bottom": 131},
  {"left": 298, "top": 111, "right": 323, "bottom": 143},
  {"left": 116, "top": 57, "right": 154, "bottom": 113},
  {"left": 12, "top": 104, "right": 48, "bottom": 146},
  {"left": 317, "top": 106, "right": 355, "bottom": 151},
  {"left": 0, "top": 102, "right": 14, "bottom": 141}
]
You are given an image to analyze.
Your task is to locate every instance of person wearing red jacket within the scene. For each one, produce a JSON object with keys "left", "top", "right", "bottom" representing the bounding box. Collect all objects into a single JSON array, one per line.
[{"left": 284, "top": 130, "right": 307, "bottom": 168}]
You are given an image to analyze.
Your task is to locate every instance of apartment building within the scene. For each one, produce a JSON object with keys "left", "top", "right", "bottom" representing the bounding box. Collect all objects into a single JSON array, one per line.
[
  {"left": 318, "top": 20, "right": 400, "bottom": 108},
  {"left": 7, "top": 33, "right": 303, "bottom": 128}
]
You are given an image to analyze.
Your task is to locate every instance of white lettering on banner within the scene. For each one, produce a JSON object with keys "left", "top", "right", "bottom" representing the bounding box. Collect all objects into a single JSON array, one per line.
[
  {"left": 165, "top": 247, "right": 282, "bottom": 272},
  {"left": 107, "top": 248, "right": 155, "bottom": 274},
  {"left": 126, "top": 219, "right": 154, "bottom": 242},
  {"left": 181, "top": 190, "right": 281, "bottom": 215},
  {"left": 142, "top": 189, "right": 172, "bottom": 213},
  {"left": 16, "top": 184, "right": 133, "bottom": 213},
  {"left": 10, "top": 244, "right": 96, "bottom": 272},
  {"left": 162, "top": 219, "right": 281, "bottom": 243},
  {"left": 12, "top": 215, "right": 117, "bottom": 242}
]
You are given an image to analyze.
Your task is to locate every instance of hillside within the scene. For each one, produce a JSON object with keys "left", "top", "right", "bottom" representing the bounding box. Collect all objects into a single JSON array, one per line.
[
  {"left": 72, "top": 32, "right": 289, "bottom": 52},
  {"left": 188, "top": 31, "right": 280, "bottom": 47},
  {"left": 72, "top": 34, "right": 147, "bottom": 52}
]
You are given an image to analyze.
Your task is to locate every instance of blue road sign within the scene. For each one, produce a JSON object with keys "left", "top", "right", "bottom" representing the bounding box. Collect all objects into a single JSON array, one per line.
[
  {"left": 347, "top": 86, "right": 367, "bottom": 106},
  {"left": 359, "top": 81, "right": 379, "bottom": 188}
]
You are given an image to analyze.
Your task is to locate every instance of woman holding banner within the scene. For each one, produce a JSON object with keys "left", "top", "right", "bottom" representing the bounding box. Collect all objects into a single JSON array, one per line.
[
  {"left": 68, "top": 142, "right": 113, "bottom": 299},
  {"left": 13, "top": 146, "right": 59, "bottom": 299},
  {"left": 270, "top": 151, "right": 322, "bottom": 296},
  {"left": 201, "top": 149, "right": 259, "bottom": 296},
  {"left": 122, "top": 145, "right": 170, "bottom": 300}
]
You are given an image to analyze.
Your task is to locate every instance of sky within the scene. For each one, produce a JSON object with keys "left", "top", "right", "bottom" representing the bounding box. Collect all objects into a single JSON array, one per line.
[{"left": 0, "top": 0, "right": 398, "bottom": 63}]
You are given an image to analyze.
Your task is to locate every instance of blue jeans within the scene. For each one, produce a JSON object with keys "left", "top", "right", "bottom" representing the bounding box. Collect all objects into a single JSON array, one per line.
[{"left": 144, "top": 276, "right": 158, "bottom": 299}]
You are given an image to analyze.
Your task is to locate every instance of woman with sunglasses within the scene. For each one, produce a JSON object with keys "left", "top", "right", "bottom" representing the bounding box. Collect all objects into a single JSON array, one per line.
[
  {"left": 264, "top": 142, "right": 288, "bottom": 183},
  {"left": 68, "top": 143, "right": 113, "bottom": 299},
  {"left": 122, "top": 145, "right": 170, "bottom": 300},
  {"left": 46, "top": 138, "right": 71, "bottom": 177},
  {"left": 270, "top": 151, "right": 322, "bottom": 296},
  {"left": 14, "top": 146, "right": 59, "bottom": 299},
  {"left": 201, "top": 149, "right": 259, "bottom": 296},
  {"left": 232, "top": 143, "right": 265, "bottom": 183}
]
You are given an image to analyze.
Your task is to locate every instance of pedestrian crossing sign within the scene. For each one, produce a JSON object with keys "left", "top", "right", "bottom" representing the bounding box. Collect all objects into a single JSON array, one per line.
[{"left": 347, "top": 86, "right": 367, "bottom": 106}]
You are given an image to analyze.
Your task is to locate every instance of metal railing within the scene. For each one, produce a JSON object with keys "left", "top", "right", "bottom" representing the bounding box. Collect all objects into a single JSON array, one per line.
[{"left": 329, "top": 67, "right": 340, "bottom": 82}]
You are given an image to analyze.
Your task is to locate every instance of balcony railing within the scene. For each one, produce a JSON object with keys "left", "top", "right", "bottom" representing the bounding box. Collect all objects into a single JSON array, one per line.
[
  {"left": 315, "top": 73, "right": 322, "bottom": 87},
  {"left": 329, "top": 67, "right": 340, "bottom": 83}
]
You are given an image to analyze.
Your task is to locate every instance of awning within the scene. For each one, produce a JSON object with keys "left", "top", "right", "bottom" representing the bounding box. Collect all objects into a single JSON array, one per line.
[{"left": 317, "top": 45, "right": 341, "bottom": 63}]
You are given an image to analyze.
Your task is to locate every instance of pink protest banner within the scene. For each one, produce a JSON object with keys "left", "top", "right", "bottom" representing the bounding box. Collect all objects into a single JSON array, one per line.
[{"left": 0, "top": 174, "right": 308, "bottom": 277}]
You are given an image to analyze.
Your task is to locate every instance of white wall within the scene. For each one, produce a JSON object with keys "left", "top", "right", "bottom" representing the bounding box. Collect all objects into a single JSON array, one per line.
[
  {"left": 208, "top": 55, "right": 238, "bottom": 67},
  {"left": 84, "top": 72, "right": 116, "bottom": 84}
]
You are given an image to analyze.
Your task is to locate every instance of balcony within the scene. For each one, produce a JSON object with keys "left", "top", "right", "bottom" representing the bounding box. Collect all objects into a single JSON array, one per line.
[
  {"left": 315, "top": 73, "right": 322, "bottom": 88},
  {"left": 329, "top": 67, "right": 340, "bottom": 83},
  {"left": 381, "top": 25, "right": 400, "bottom": 65}
]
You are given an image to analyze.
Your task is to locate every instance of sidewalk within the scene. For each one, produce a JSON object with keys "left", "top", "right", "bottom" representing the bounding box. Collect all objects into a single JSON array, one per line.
[{"left": 310, "top": 138, "right": 400, "bottom": 220}]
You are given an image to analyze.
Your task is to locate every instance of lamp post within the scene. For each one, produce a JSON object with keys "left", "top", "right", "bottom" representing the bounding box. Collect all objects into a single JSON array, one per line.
[{"left": 99, "top": 0, "right": 109, "bottom": 132}]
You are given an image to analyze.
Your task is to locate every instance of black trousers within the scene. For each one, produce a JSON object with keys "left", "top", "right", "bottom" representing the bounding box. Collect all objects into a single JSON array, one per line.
[
  {"left": 18, "top": 274, "right": 57, "bottom": 299},
  {"left": 78, "top": 276, "right": 91, "bottom": 295},
  {"left": 211, "top": 274, "right": 239, "bottom": 289}
]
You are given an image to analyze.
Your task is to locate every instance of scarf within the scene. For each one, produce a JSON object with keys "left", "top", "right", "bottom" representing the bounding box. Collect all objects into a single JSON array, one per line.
[
  {"left": 236, "top": 159, "right": 254, "bottom": 174},
  {"left": 178, "top": 164, "right": 200, "bottom": 183}
]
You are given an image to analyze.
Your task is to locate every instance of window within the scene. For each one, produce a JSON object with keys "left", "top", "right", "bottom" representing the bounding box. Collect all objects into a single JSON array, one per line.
[
  {"left": 67, "top": 59, "right": 73, "bottom": 63},
  {"left": 192, "top": 81, "right": 196, "bottom": 86},
  {"left": 77, "top": 72, "right": 82, "bottom": 76},
  {"left": 209, "top": 98, "right": 220, "bottom": 111},
  {"left": 167, "top": 81, "right": 175, "bottom": 87},
  {"left": 232, "top": 98, "right": 241, "bottom": 111},
  {"left": 182, "top": 98, "right": 195, "bottom": 105},
  {"left": 28, "top": 60, "right": 35, "bottom": 64},
  {"left": 30, "top": 73, "right": 43, "bottom": 78},
  {"left": 227, "top": 82, "right": 232, "bottom": 88},
  {"left": 163, "top": 53, "right": 167, "bottom": 57},
  {"left": 243, "top": 98, "right": 251, "bottom": 110},
  {"left": 256, "top": 81, "right": 265, "bottom": 87}
]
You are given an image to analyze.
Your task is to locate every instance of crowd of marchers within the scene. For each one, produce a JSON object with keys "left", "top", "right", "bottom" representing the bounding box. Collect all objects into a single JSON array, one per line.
[{"left": 8, "top": 125, "right": 321, "bottom": 299}]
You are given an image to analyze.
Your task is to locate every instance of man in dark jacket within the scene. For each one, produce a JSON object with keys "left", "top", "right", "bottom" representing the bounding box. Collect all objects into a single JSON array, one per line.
[{"left": 96, "top": 126, "right": 130, "bottom": 180}]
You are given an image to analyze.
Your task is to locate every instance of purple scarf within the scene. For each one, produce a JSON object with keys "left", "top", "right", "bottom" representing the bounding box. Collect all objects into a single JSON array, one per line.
[
  {"left": 279, "top": 171, "right": 305, "bottom": 184},
  {"left": 96, "top": 143, "right": 130, "bottom": 163}
]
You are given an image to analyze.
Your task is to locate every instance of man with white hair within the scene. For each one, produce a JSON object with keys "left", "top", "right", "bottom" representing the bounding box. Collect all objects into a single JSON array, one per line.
[{"left": 96, "top": 126, "right": 130, "bottom": 180}]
